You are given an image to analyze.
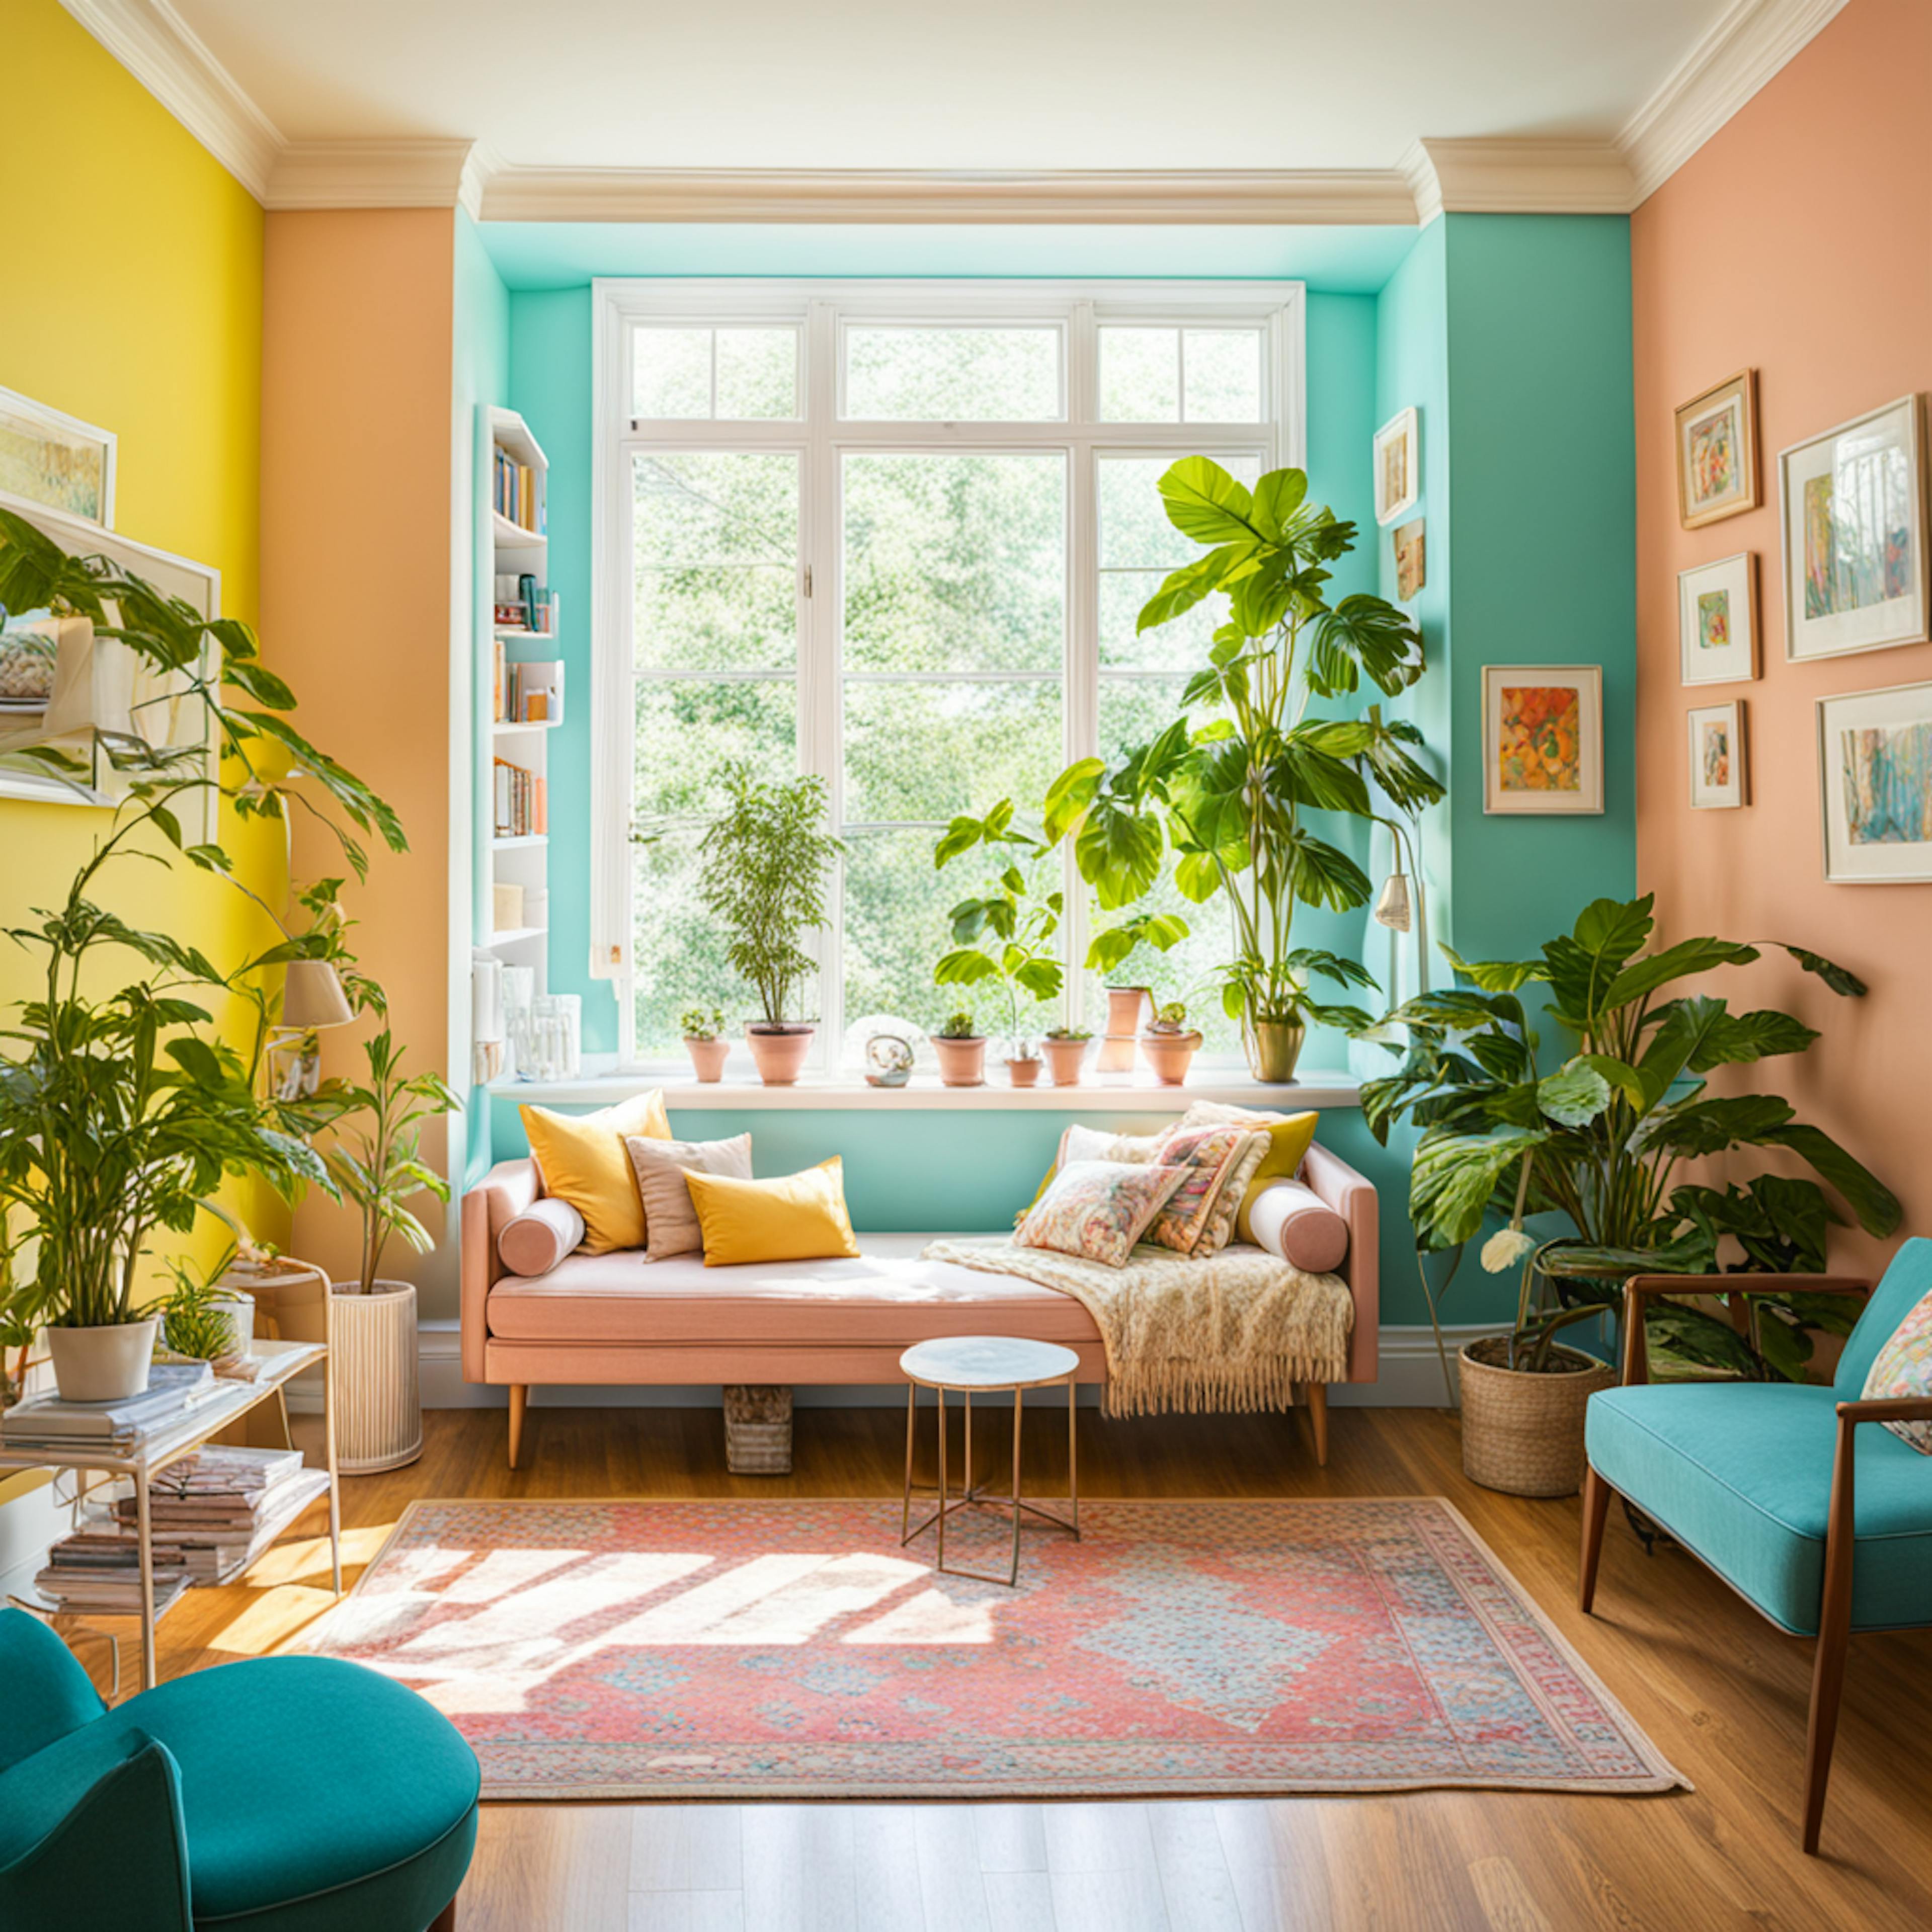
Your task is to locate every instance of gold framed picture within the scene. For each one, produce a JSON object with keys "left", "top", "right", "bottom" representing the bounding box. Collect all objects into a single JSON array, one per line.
[
  {"left": 1675, "top": 369, "right": 1758, "bottom": 529},
  {"left": 1687, "top": 699, "right": 1747, "bottom": 810},
  {"left": 1481, "top": 665, "right": 1603, "bottom": 816}
]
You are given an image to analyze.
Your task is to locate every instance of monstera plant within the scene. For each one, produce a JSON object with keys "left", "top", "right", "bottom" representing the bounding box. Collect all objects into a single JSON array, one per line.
[{"left": 1040, "top": 458, "right": 1440, "bottom": 1080}]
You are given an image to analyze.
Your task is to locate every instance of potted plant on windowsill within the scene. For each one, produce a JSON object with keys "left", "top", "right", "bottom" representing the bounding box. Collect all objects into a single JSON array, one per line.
[
  {"left": 933, "top": 1011, "right": 987, "bottom": 1087},
  {"left": 695, "top": 765, "right": 844, "bottom": 1086},
  {"left": 680, "top": 1006, "right": 729, "bottom": 1083},
  {"left": 1140, "top": 1000, "right": 1203, "bottom": 1085},
  {"left": 1041, "top": 1024, "right": 1091, "bottom": 1087}
]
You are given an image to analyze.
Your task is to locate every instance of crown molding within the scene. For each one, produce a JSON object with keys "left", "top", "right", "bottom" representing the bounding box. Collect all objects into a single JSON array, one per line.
[
  {"left": 475, "top": 165, "right": 1421, "bottom": 225},
  {"left": 1620, "top": 0, "right": 1849, "bottom": 204},
  {"left": 59, "top": 0, "right": 280, "bottom": 200},
  {"left": 264, "top": 138, "right": 480, "bottom": 211},
  {"left": 1406, "top": 137, "right": 1635, "bottom": 221}
]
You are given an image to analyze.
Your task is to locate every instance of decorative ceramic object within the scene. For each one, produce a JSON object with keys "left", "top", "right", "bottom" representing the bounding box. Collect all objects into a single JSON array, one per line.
[
  {"left": 46, "top": 1318, "right": 159, "bottom": 1403},
  {"left": 863, "top": 1033, "right": 915, "bottom": 1088},
  {"left": 1043, "top": 1036, "right": 1089, "bottom": 1086},
  {"left": 746, "top": 1023, "right": 815, "bottom": 1085},
  {"left": 684, "top": 1035, "right": 730, "bottom": 1082},
  {"left": 208, "top": 1291, "right": 255, "bottom": 1358},
  {"left": 1005, "top": 1055, "right": 1043, "bottom": 1088},
  {"left": 1097, "top": 987, "right": 1150, "bottom": 1074},
  {"left": 933, "top": 1033, "right": 987, "bottom": 1087},
  {"left": 331, "top": 1281, "right": 422, "bottom": 1473},
  {"left": 1140, "top": 1028, "right": 1202, "bottom": 1086},
  {"left": 1245, "top": 1017, "right": 1305, "bottom": 1084}
]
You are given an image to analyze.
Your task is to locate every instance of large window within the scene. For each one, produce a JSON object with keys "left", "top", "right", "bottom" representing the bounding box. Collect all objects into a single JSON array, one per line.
[{"left": 593, "top": 282, "right": 1303, "bottom": 1068}]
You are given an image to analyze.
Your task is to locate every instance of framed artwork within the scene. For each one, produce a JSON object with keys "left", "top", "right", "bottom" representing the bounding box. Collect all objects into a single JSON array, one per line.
[
  {"left": 1675, "top": 369, "right": 1758, "bottom": 529},
  {"left": 1677, "top": 551, "right": 1757, "bottom": 685},
  {"left": 1816, "top": 680, "right": 1932, "bottom": 883},
  {"left": 1374, "top": 407, "right": 1418, "bottom": 526},
  {"left": 1687, "top": 699, "right": 1747, "bottom": 810},
  {"left": 1482, "top": 665, "right": 1603, "bottom": 815},
  {"left": 1780, "top": 394, "right": 1928, "bottom": 663},
  {"left": 0, "top": 386, "right": 115, "bottom": 529},
  {"left": 1393, "top": 517, "right": 1425, "bottom": 600}
]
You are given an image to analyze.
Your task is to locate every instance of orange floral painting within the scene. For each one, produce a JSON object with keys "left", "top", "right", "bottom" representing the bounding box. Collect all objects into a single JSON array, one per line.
[{"left": 1497, "top": 686, "right": 1582, "bottom": 793}]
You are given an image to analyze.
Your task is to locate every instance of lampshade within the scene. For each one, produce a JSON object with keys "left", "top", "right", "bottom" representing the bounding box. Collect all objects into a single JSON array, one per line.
[
  {"left": 281, "top": 959, "right": 354, "bottom": 1029},
  {"left": 1372, "top": 870, "right": 1413, "bottom": 933}
]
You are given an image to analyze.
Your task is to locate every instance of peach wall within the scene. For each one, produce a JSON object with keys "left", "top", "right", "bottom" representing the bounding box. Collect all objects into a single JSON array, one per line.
[
  {"left": 261, "top": 209, "right": 458, "bottom": 1296},
  {"left": 1633, "top": 0, "right": 1932, "bottom": 1276}
]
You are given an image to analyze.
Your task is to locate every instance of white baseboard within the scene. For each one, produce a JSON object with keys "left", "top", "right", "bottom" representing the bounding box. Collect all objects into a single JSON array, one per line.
[{"left": 0, "top": 1477, "right": 68, "bottom": 1604}]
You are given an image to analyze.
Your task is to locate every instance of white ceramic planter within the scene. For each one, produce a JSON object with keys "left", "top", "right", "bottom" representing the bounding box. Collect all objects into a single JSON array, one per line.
[
  {"left": 329, "top": 1281, "right": 422, "bottom": 1472},
  {"left": 209, "top": 1293, "right": 255, "bottom": 1357},
  {"left": 47, "top": 1318, "right": 160, "bottom": 1403}
]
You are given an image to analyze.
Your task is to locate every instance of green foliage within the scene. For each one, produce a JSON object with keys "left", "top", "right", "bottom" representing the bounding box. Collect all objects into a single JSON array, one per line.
[
  {"left": 679, "top": 1006, "right": 725, "bottom": 1042},
  {"left": 938, "top": 1011, "right": 978, "bottom": 1040},
  {"left": 1150, "top": 1000, "right": 1191, "bottom": 1033},
  {"left": 159, "top": 1250, "right": 240, "bottom": 1360},
  {"left": 695, "top": 764, "right": 845, "bottom": 1027},
  {"left": 1038, "top": 459, "right": 1438, "bottom": 1036},
  {"left": 932, "top": 804, "right": 1065, "bottom": 1050}
]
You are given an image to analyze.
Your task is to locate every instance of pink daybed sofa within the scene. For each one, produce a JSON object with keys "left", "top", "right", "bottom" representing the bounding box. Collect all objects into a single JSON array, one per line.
[{"left": 460, "top": 1142, "right": 1379, "bottom": 1469}]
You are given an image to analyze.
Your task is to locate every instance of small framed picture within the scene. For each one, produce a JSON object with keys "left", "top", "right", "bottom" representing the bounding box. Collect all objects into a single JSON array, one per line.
[
  {"left": 1781, "top": 394, "right": 1929, "bottom": 663},
  {"left": 1483, "top": 665, "right": 1603, "bottom": 815},
  {"left": 1677, "top": 552, "right": 1757, "bottom": 685},
  {"left": 1675, "top": 369, "right": 1758, "bottom": 529},
  {"left": 1687, "top": 700, "right": 1747, "bottom": 810},
  {"left": 1817, "top": 679, "right": 1932, "bottom": 883},
  {"left": 0, "top": 386, "right": 116, "bottom": 529},
  {"left": 1393, "top": 517, "right": 1425, "bottom": 600},
  {"left": 1374, "top": 407, "right": 1419, "bottom": 526}
]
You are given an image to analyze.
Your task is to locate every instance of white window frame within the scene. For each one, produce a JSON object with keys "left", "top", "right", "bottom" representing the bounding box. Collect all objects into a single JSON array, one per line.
[{"left": 591, "top": 278, "right": 1306, "bottom": 1073}]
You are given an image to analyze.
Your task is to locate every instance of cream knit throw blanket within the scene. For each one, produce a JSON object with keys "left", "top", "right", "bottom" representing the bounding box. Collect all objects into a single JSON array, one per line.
[{"left": 920, "top": 1236, "right": 1353, "bottom": 1419}]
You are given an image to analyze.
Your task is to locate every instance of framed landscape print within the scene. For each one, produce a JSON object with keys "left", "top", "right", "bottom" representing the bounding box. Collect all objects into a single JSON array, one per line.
[
  {"left": 0, "top": 386, "right": 115, "bottom": 529},
  {"left": 1393, "top": 516, "right": 1425, "bottom": 600},
  {"left": 1781, "top": 395, "right": 1928, "bottom": 663},
  {"left": 1483, "top": 665, "right": 1603, "bottom": 815},
  {"left": 1678, "top": 551, "right": 1757, "bottom": 684},
  {"left": 1687, "top": 700, "right": 1747, "bottom": 809},
  {"left": 1675, "top": 369, "right": 1758, "bottom": 528},
  {"left": 1817, "top": 680, "right": 1932, "bottom": 883},
  {"left": 1374, "top": 407, "right": 1418, "bottom": 525}
]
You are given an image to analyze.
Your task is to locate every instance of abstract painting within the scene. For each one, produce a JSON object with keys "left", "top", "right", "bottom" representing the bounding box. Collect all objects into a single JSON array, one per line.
[
  {"left": 1393, "top": 517, "right": 1426, "bottom": 600},
  {"left": 1783, "top": 396, "right": 1927, "bottom": 662},
  {"left": 1678, "top": 552, "right": 1757, "bottom": 685},
  {"left": 1675, "top": 370, "right": 1757, "bottom": 528},
  {"left": 1374, "top": 407, "right": 1418, "bottom": 525},
  {"left": 1484, "top": 666, "right": 1603, "bottom": 814},
  {"left": 1688, "top": 700, "right": 1746, "bottom": 810},
  {"left": 1818, "top": 681, "right": 1932, "bottom": 882},
  {"left": 0, "top": 387, "right": 115, "bottom": 528}
]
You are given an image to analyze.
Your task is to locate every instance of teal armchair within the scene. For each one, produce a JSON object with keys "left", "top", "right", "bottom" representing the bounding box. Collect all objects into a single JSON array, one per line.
[
  {"left": 1580, "top": 1239, "right": 1932, "bottom": 1855},
  {"left": 0, "top": 1608, "right": 478, "bottom": 1931}
]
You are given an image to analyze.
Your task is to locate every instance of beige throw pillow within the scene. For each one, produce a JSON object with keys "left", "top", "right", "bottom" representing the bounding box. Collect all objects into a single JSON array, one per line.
[{"left": 625, "top": 1133, "right": 753, "bottom": 1261}]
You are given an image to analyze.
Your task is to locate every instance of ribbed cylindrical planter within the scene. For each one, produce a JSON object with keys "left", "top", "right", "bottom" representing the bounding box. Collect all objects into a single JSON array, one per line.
[
  {"left": 1458, "top": 1339, "right": 1617, "bottom": 1498},
  {"left": 330, "top": 1281, "right": 422, "bottom": 1473}
]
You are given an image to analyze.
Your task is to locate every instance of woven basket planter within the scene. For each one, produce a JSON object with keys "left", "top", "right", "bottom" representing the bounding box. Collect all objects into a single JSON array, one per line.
[
  {"left": 723, "top": 1384, "right": 793, "bottom": 1474},
  {"left": 1459, "top": 1339, "right": 1616, "bottom": 1498},
  {"left": 330, "top": 1281, "right": 423, "bottom": 1474}
]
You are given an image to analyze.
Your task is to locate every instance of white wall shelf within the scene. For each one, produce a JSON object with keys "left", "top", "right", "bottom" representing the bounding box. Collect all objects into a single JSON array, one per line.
[
  {"left": 491, "top": 511, "right": 545, "bottom": 550},
  {"left": 489, "top": 925, "right": 549, "bottom": 948},
  {"left": 491, "top": 833, "right": 547, "bottom": 851},
  {"left": 493, "top": 717, "right": 559, "bottom": 736}
]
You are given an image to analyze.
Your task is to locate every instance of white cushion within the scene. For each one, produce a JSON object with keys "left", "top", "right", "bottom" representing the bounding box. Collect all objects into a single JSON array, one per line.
[
  {"left": 497, "top": 1197, "right": 586, "bottom": 1276},
  {"left": 1247, "top": 1178, "right": 1350, "bottom": 1273}
]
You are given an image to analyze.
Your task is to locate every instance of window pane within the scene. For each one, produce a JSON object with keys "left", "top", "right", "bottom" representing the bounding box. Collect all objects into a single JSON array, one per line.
[
  {"left": 844, "top": 327, "right": 1061, "bottom": 421},
  {"left": 1184, "top": 329, "right": 1263, "bottom": 422},
  {"left": 1100, "top": 327, "right": 1179, "bottom": 423},
  {"left": 715, "top": 328, "right": 798, "bottom": 419},
  {"left": 844, "top": 453, "right": 1065, "bottom": 673},
  {"left": 843, "top": 679, "right": 1061, "bottom": 825},
  {"left": 842, "top": 827, "right": 986, "bottom": 1041},
  {"left": 634, "top": 453, "right": 798, "bottom": 671},
  {"left": 633, "top": 678, "right": 795, "bottom": 819},
  {"left": 633, "top": 327, "right": 711, "bottom": 418}
]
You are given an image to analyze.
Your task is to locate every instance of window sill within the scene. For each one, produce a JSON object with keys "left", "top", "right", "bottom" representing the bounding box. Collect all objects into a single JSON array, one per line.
[{"left": 487, "top": 1067, "right": 1362, "bottom": 1111}]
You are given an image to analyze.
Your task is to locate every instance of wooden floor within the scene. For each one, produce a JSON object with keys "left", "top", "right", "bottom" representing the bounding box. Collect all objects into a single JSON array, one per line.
[{"left": 119, "top": 1401, "right": 1932, "bottom": 1932}]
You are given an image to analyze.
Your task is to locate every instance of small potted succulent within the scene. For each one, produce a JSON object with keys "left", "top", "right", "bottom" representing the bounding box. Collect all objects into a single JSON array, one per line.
[
  {"left": 933, "top": 1011, "right": 987, "bottom": 1088},
  {"left": 680, "top": 1006, "right": 729, "bottom": 1083},
  {"left": 1041, "top": 1024, "right": 1091, "bottom": 1088},
  {"left": 1141, "top": 1000, "right": 1204, "bottom": 1085}
]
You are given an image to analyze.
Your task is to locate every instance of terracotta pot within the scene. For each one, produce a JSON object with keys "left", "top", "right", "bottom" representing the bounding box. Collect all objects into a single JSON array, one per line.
[
  {"left": 1458, "top": 1339, "right": 1618, "bottom": 1498},
  {"left": 1005, "top": 1055, "right": 1043, "bottom": 1088},
  {"left": 330, "top": 1280, "right": 422, "bottom": 1473},
  {"left": 1245, "top": 1017, "right": 1305, "bottom": 1084},
  {"left": 933, "top": 1035, "right": 987, "bottom": 1087},
  {"left": 746, "top": 1023, "right": 815, "bottom": 1085},
  {"left": 1042, "top": 1037, "right": 1090, "bottom": 1086},
  {"left": 47, "top": 1318, "right": 159, "bottom": 1403},
  {"left": 1140, "top": 1028, "right": 1203, "bottom": 1086},
  {"left": 1097, "top": 986, "right": 1150, "bottom": 1074},
  {"left": 684, "top": 1035, "right": 730, "bottom": 1082}
]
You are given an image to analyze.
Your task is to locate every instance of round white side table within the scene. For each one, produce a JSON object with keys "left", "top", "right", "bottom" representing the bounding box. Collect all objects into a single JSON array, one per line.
[{"left": 899, "top": 1334, "right": 1081, "bottom": 1588}]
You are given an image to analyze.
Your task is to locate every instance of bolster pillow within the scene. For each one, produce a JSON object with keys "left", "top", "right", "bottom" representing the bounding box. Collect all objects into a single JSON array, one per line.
[
  {"left": 498, "top": 1197, "right": 587, "bottom": 1276},
  {"left": 1247, "top": 1178, "right": 1349, "bottom": 1273}
]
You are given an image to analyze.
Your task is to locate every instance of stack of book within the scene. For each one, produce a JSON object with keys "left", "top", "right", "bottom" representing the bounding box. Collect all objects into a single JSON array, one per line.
[
  {"left": 114, "top": 1446, "right": 332, "bottom": 1585},
  {"left": 493, "top": 650, "right": 565, "bottom": 727},
  {"left": 0, "top": 1361, "right": 219, "bottom": 1456},
  {"left": 492, "top": 754, "right": 548, "bottom": 837},
  {"left": 493, "top": 447, "right": 543, "bottom": 534},
  {"left": 32, "top": 1534, "right": 191, "bottom": 1619}
]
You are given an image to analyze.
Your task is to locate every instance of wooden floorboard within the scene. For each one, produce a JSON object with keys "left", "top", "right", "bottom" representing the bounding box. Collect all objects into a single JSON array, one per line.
[{"left": 110, "top": 1402, "right": 1932, "bottom": 1931}]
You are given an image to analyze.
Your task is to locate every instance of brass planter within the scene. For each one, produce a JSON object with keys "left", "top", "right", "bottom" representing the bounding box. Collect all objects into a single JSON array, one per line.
[{"left": 1244, "top": 1018, "right": 1305, "bottom": 1084}]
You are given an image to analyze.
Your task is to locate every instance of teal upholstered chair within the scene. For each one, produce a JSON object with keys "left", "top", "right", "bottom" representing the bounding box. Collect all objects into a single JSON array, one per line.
[
  {"left": 0, "top": 1608, "right": 479, "bottom": 1931},
  {"left": 1580, "top": 1239, "right": 1932, "bottom": 1855}
]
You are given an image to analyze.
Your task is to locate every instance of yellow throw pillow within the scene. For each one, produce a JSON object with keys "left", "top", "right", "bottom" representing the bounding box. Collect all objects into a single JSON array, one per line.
[
  {"left": 1180, "top": 1102, "right": 1319, "bottom": 1244},
  {"left": 686, "top": 1157, "right": 862, "bottom": 1267},
  {"left": 520, "top": 1091, "right": 671, "bottom": 1255}
]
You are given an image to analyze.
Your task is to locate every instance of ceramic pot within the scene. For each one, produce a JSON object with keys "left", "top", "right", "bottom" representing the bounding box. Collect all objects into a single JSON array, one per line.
[
  {"left": 1005, "top": 1055, "right": 1043, "bottom": 1088},
  {"left": 746, "top": 1023, "right": 814, "bottom": 1085},
  {"left": 684, "top": 1035, "right": 730, "bottom": 1082},
  {"left": 1097, "top": 987, "right": 1150, "bottom": 1074},
  {"left": 1140, "top": 1028, "right": 1203, "bottom": 1086},
  {"left": 1042, "top": 1037, "right": 1089, "bottom": 1086},
  {"left": 47, "top": 1318, "right": 159, "bottom": 1403},
  {"left": 933, "top": 1035, "right": 987, "bottom": 1087},
  {"left": 1245, "top": 1017, "right": 1305, "bottom": 1084},
  {"left": 330, "top": 1280, "right": 422, "bottom": 1473},
  {"left": 208, "top": 1292, "right": 255, "bottom": 1358},
  {"left": 1458, "top": 1339, "right": 1617, "bottom": 1498}
]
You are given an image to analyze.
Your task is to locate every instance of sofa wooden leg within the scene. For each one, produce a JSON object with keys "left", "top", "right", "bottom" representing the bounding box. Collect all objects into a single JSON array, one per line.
[
  {"left": 428, "top": 1898, "right": 457, "bottom": 1932},
  {"left": 1304, "top": 1382, "right": 1329, "bottom": 1466},
  {"left": 1803, "top": 1415, "right": 1860, "bottom": 1855},
  {"left": 507, "top": 1385, "right": 528, "bottom": 1470},
  {"left": 1579, "top": 1464, "right": 1612, "bottom": 1614}
]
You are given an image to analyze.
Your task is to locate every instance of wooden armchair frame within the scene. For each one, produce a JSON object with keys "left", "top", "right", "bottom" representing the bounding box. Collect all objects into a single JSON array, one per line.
[{"left": 1581, "top": 1274, "right": 1932, "bottom": 1855}]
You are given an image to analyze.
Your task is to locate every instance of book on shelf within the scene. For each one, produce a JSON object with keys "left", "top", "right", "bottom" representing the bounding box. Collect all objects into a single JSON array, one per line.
[
  {"left": 492, "top": 756, "right": 547, "bottom": 839},
  {"left": 1, "top": 1361, "right": 218, "bottom": 1452},
  {"left": 507, "top": 659, "right": 564, "bottom": 727},
  {"left": 492, "top": 574, "right": 556, "bottom": 636},
  {"left": 492, "top": 447, "right": 545, "bottom": 536}
]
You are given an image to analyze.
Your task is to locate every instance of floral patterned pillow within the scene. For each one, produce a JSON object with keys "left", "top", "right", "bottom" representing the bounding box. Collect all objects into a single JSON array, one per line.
[
  {"left": 1145, "top": 1124, "right": 1271, "bottom": 1257},
  {"left": 1863, "top": 1288, "right": 1932, "bottom": 1454},
  {"left": 1015, "top": 1159, "right": 1188, "bottom": 1268}
]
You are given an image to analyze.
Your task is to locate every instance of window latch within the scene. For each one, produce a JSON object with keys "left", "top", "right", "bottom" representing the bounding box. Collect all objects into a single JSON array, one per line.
[{"left": 802, "top": 564, "right": 813, "bottom": 598}]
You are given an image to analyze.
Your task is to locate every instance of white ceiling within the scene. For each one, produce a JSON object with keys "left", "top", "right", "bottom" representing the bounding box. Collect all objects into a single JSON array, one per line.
[{"left": 172, "top": 0, "right": 1735, "bottom": 174}]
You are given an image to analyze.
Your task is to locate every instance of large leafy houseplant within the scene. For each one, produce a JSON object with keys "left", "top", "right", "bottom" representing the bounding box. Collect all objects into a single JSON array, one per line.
[
  {"left": 1360, "top": 895, "right": 1901, "bottom": 1395},
  {"left": 1040, "top": 458, "right": 1440, "bottom": 1077}
]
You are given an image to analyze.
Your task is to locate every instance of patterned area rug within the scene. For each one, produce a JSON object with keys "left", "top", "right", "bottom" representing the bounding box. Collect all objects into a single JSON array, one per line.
[{"left": 297, "top": 1498, "right": 1686, "bottom": 1801}]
